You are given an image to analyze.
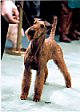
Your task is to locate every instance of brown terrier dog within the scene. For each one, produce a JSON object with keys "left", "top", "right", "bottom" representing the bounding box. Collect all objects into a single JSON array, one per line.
[{"left": 20, "top": 16, "right": 71, "bottom": 102}]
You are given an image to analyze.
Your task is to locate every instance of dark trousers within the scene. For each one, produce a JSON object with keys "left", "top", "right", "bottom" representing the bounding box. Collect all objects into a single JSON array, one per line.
[{"left": 1, "top": 16, "right": 9, "bottom": 59}]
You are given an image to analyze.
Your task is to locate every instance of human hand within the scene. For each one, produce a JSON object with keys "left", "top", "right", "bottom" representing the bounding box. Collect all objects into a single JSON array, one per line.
[{"left": 1, "top": 1, "right": 19, "bottom": 24}]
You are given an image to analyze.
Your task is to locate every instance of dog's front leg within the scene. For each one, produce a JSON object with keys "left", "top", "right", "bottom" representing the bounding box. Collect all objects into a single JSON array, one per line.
[
  {"left": 33, "top": 69, "right": 45, "bottom": 102},
  {"left": 44, "top": 65, "right": 48, "bottom": 84},
  {"left": 20, "top": 68, "right": 32, "bottom": 100}
]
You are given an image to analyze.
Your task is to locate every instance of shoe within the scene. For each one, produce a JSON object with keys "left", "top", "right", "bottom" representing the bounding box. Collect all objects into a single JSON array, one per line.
[
  {"left": 59, "top": 34, "right": 71, "bottom": 43},
  {"left": 69, "top": 33, "right": 80, "bottom": 40}
]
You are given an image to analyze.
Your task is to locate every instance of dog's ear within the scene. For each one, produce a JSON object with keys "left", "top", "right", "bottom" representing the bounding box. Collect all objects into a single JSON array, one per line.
[
  {"left": 25, "top": 28, "right": 30, "bottom": 41},
  {"left": 34, "top": 18, "right": 41, "bottom": 23},
  {"left": 44, "top": 21, "right": 52, "bottom": 29}
]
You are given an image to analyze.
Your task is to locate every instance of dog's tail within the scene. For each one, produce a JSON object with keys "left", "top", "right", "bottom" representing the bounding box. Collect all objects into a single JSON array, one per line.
[{"left": 49, "top": 16, "right": 57, "bottom": 39}]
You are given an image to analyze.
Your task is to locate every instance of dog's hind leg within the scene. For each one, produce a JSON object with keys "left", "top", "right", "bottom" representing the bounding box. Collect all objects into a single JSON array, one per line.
[
  {"left": 20, "top": 68, "right": 32, "bottom": 100},
  {"left": 53, "top": 50, "right": 71, "bottom": 88},
  {"left": 33, "top": 69, "right": 45, "bottom": 102}
]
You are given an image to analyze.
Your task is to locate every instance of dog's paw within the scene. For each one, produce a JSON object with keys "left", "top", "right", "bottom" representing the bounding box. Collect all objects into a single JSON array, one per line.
[
  {"left": 33, "top": 95, "right": 40, "bottom": 102},
  {"left": 66, "top": 80, "right": 71, "bottom": 88},
  {"left": 20, "top": 94, "right": 28, "bottom": 100},
  {"left": 65, "top": 76, "right": 71, "bottom": 88}
]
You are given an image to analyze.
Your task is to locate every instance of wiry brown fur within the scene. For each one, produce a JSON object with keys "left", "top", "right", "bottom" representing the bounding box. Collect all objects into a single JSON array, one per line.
[{"left": 20, "top": 16, "right": 71, "bottom": 102}]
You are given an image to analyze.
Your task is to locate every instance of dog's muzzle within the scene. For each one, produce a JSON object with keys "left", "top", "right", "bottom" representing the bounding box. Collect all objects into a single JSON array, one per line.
[{"left": 28, "top": 28, "right": 35, "bottom": 37}]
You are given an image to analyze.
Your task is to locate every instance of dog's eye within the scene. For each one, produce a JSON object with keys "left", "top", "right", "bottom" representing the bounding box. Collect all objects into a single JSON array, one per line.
[{"left": 40, "top": 24, "right": 44, "bottom": 28}]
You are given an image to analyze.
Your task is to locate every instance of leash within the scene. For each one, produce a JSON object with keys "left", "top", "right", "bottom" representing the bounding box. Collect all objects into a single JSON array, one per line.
[
  {"left": 17, "top": 3, "right": 31, "bottom": 27},
  {"left": 17, "top": 2, "right": 52, "bottom": 32}
]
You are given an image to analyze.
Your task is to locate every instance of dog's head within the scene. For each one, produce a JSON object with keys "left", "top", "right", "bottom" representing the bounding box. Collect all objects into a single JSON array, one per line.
[{"left": 25, "top": 18, "right": 51, "bottom": 41}]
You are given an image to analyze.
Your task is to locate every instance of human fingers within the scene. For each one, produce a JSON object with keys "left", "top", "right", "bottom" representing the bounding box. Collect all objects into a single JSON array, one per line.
[
  {"left": 12, "top": 7, "right": 19, "bottom": 21},
  {"left": 5, "top": 13, "right": 19, "bottom": 24}
]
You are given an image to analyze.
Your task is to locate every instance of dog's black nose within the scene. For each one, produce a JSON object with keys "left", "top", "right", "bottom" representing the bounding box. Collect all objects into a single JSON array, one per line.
[{"left": 28, "top": 28, "right": 35, "bottom": 37}]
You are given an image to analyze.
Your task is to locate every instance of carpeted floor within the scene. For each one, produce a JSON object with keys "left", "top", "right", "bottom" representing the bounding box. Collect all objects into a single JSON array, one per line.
[{"left": 1, "top": 38, "right": 80, "bottom": 112}]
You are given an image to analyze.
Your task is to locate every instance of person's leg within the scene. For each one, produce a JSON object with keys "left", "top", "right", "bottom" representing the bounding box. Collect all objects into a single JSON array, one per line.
[
  {"left": 1, "top": 16, "right": 9, "bottom": 59},
  {"left": 69, "top": 8, "right": 80, "bottom": 40},
  {"left": 22, "top": 1, "right": 40, "bottom": 31},
  {"left": 59, "top": 1, "right": 72, "bottom": 42}
]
